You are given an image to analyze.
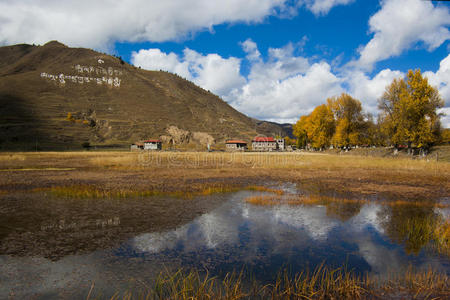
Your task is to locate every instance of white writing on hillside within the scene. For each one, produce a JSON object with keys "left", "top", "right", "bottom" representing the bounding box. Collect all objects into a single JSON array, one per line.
[{"left": 40, "top": 63, "right": 123, "bottom": 88}]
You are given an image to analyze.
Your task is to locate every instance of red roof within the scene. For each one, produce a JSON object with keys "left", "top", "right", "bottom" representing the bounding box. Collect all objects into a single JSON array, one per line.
[
  {"left": 226, "top": 140, "right": 247, "bottom": 144},
  {"left": 143, "top": 139, "right": 161, "bottom": 143},
  {"left": 253, "top": 137, "right": 275, "bottom": 142}
]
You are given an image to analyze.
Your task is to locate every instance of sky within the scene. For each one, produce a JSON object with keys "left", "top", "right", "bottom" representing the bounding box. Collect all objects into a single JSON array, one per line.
[{"left": 0, "top": 0, "right": 449, "bottom": 126}]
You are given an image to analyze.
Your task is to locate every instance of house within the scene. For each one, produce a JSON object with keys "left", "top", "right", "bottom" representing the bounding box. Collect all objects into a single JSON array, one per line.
[
  {"left": 252, "top": 137, "right": 277, "bottom": 151},
  {"left": 226, "top": 140, "right": 247, "bottom": 151},
  {"left": 143, "top": 139, "right": 162, "bottom": 150},
  {"left": 252, "top": 137, "right": 286, "bottom": 151},
  {"left": 130, "top": 142, "right": 144, "bottom": 151},
  {"left": 276, "top": 138, "right": 285, "bottom": 151}
]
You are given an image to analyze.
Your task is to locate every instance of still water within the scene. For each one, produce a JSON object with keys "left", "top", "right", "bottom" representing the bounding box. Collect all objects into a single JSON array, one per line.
[{"left": 1, "top": 186, "right": 449, "bottom": 299}]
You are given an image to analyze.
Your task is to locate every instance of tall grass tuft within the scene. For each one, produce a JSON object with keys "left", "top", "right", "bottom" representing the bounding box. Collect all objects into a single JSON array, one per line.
[
  {"left": 86, "top": 265, "right": 449, "bottom": 299},
  {"left": 245, "top": 194, "right": 449, "bottom": 208}
]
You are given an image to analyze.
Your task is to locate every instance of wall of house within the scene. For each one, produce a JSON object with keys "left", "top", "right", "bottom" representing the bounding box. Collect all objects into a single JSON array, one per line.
[
  {"left": 144, "top": 143, "right": 159, "bottom": 150},
  {"left": 252, "top": 142, "right": 277, "bottom": 151}
]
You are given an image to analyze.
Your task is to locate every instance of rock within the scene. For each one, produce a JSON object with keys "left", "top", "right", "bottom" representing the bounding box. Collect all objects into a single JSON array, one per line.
[
  {"left": 192, "top": 132, "right": 215, "bottom": 145},
  {"left": 165, "top": 126, "right": 191, "bottom": 144}
]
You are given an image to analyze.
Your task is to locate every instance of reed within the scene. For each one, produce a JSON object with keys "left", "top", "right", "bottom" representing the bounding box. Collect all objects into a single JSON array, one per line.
[
  {"left": 36, "top": 184, "right": 280, "bottom": 200},
  {"left": 245, "top": 194, "right": 449, "bottom": 208},
  {"left": 86, "top": 265, "right": 449, "bottom": 299},
  {"left": 433, "top": 218, "right": 450, "bottom": 256}
]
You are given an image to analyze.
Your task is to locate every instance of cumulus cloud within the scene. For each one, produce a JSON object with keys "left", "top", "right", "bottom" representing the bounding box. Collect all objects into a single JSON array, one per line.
[
  {"left": 231, "top": 43, "right": 342, "bottom": 122},
  {"left": 346, "top": 69, "right": 404, "bottom": 114},
  {"left": 132, "top": 48, "right": 246, "bottom": 96},
  {"left": 132, "top": 39, "right": 450, "bottom": 126},
  {"left": 424, "top": 54, "right": 450, "bottom": 127},
  {"left": 302, "top": 0, "right": 354, "bottom": 16},
  {"left": 424, "top": 54, "right": 450, "bottom": 105},
  {"left": 227, "top": 40, "right": 342, "bottom": 122},
  {"left": 354, "top": 0, "right": 450, "bottom": 70},
  {"left": 0, "top": 0, "right": 293, "bottom": 50}
]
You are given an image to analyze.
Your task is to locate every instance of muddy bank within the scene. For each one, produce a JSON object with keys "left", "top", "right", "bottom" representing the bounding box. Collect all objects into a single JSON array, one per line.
[{"left": 0, "top": 192, "right": 226, "bottom": 260}]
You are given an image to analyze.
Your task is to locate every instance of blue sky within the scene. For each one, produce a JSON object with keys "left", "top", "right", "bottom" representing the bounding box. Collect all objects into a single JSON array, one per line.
[{"left": 0, "top": 0, "right": 449, "bottom": 126}]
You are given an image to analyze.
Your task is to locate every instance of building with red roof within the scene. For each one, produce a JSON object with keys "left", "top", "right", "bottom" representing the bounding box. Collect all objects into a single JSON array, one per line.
[
  {"left": 131, "top": 139, "right": 162, "bottom": 151},
  {"left": 143, "top": 139, "right": 162, "bottom": 150},
  {"left": 252, "top": 136, "right": 284, "bottom": 151},
  {"left": 225, "top": 139, "right": 247, "bottom": 151}
]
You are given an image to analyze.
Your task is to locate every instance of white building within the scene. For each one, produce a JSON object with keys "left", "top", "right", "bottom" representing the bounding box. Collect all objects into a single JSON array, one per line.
[{"left": 143, "top": 139, "right": 162, "bottom": 150}]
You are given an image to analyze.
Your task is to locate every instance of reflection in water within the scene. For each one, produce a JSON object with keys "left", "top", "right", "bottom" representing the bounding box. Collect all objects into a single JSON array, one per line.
[
  {"left": 132, "top": 191, "right": 449, "bottom": 278},
  {"left": 0, "top": 188, "right": 449, "bottom": 299},
  {"left": 380, "top": 205, "right": 440, "bottom": 255}
]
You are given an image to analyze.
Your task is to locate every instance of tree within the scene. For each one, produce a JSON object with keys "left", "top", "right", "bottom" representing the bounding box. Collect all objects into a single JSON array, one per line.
[
  {"left": 293, "top": 115, "right": 309, "bottom": 149},
  {"left": 306, "top": 104, "right": 335, "bottom": 150},
  {"left": 66, "top": 112, "right": 75, "bottom": 122},
  {"left": 378, "top": 70, "right": 444, "bottom": 149},
  {"left": 327, "top": 93, "right": 365, "bottom": 148},
  {"left": 441, "top": 128, "right": 450, "bottom": 144},
  {"left": 283, "top": 136, "right": 296, "bottom": 146}
]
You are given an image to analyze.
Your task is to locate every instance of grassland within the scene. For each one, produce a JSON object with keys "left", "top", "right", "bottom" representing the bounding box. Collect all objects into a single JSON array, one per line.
[
  {"left": 1, "top": 151, "right": 449, "bottom": 298},
  {"left": 0, "top": 151, "right": 448, "bottom": 202}
]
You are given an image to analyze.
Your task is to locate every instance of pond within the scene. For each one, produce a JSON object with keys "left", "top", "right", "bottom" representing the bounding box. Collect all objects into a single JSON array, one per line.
[{"left": 1, "top": 184, "right": 449, "bottom": 299}]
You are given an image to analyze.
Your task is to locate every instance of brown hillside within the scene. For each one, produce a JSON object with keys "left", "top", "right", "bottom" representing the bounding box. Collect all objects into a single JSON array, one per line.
[{"left": 0, "top": 41, "right": 289, "bottom": 150}]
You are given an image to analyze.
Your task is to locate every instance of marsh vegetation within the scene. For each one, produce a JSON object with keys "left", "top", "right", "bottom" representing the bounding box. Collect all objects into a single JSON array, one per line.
[{"left": 0, "top": 151, "right": 449, "bottom": 299}]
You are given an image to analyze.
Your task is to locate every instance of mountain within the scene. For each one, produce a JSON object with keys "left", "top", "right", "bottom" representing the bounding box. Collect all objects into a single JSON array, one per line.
[{"left": 0, "top": 41, "right": 291, "bottom": 150}]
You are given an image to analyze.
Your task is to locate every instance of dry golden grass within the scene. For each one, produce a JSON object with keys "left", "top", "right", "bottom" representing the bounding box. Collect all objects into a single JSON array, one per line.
[
  {"left": 1, "top": 151, "right": 449, "bottom": 172},
  {"left": 1, "top": 151, "right": 448, "bottom": 204},
  {"left": 434, "top": 219, "right": 450, "bottom": 256},
  {"left": 245, "top": 194, "right": 449, "bottom": 208},
  {"left": 245, "top": 185, "right": 285, "bottom": 195},
  {"left": 87, "top": 151, "right": 450, "bottom": 173},
  {"left": 34, "top": 184, "right": 285, "bottom": 200},
  {"left": 87, "top": 265, "right": 449, "bottom": 300}
]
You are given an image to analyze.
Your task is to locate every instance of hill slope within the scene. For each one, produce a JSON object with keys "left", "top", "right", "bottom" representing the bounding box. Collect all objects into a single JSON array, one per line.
[{"left": 0, "top": 41, "right": 290, "bottom": 150}]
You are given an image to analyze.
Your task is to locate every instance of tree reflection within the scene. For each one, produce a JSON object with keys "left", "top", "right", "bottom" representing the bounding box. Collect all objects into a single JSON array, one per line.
[{"left": 380, "top": 205, "right": 438, "bottom": 255}]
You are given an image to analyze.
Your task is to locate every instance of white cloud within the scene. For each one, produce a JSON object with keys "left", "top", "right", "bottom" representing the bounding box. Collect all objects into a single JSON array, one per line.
[
  {"left": 232, "top": 63, "right": 342, "bottom": 122},
  {"left": 132, "top": 40, "right": 450, "bottom": 127},
  {"left": 302, "top": 0, "right": 354, "bottom": 16},
  {"left": 424, "top": 54, "right": 450, "bottom": 105},
  {"left": 241, "top": 39, "right": 262, "bottom": 61},
  {"left": 0, "top": 0, "right": 292, "bottom": 50},
  {"left": 354, "top": 0, "right": 450, "bottom": 70},
  {"left": 346, "top": 69, "right": 404, "bottom": 114},
  {"left": 423, "top": 54, "right": 450, "bottom": 128},
  {"left": 231, "top": 40, "right": 342, "bottom": 122},
  {"left": 131, "top": 49, "right": 192, "bottom": 79},
  {"left": 131, "top": 48, "right": 246, "bottom": 97}
]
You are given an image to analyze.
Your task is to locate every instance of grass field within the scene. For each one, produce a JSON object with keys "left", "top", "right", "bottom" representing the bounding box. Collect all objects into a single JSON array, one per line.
[
  {"left": 1, "top": 150, "right": 449, "bottom": 298},
  {"left": 0, "top": 150, "right": 449, "bottom": 201}
]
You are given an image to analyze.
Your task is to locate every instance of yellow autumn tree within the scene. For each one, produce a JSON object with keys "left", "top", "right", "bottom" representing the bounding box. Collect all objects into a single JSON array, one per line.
[
  {"left": 378, "top": 70, "right": 443, "bottom": 149},
  {"left": 306, "top": 104, "right": 335, "bottom": 149},
  {"left": 293, "top": 115, "right": 310, "bottom": 149},
  {"left": 327, "top": 93, "right": 366, "bottom": 148}
]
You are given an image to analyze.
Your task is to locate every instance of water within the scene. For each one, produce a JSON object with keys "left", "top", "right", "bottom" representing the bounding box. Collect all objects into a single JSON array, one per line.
[{"left": 1, "top": 186, "right": 449, "bottom": 299}]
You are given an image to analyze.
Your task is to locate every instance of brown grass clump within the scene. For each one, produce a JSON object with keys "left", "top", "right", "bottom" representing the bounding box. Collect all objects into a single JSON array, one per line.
[
  {"left": 245, "top": 185, "right": 285, "bottom": 195},
  {"left": 86, "top": 265, "right": 450, "bottom": 299},
  {"left": 245, "top": 194, "right": 449, "bottom": 209},
  {"left": 434, "top": 219, "right": 450, "bottom": 256},
  {"left": 36, "top": 184, "right": 279, "bottom": 200}
]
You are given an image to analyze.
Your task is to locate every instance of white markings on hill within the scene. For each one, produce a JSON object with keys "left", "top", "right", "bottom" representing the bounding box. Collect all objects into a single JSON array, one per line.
[{"left": 40, "top": 63, "right": 123, "bottom": 88}]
